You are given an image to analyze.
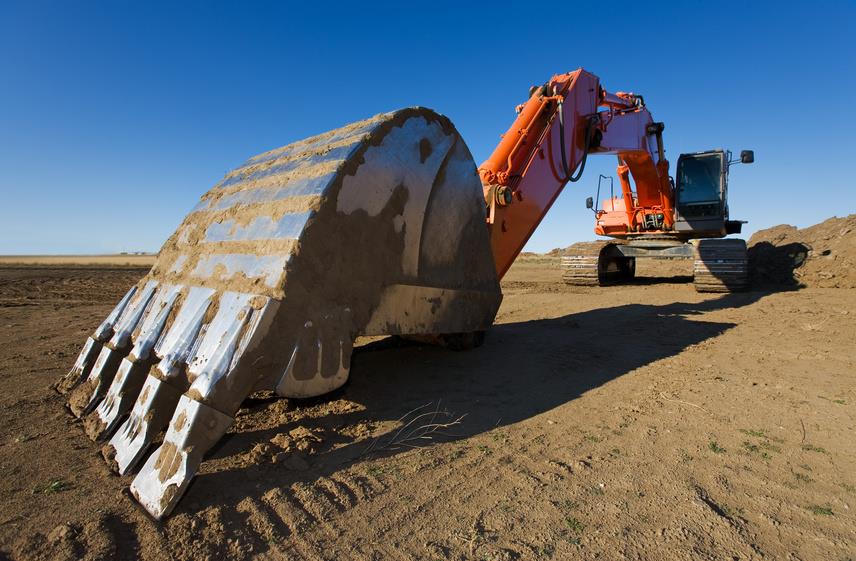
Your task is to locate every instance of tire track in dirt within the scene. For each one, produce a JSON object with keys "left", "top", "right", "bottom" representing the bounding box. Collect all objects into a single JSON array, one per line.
[
  {"left": 226, "top": 467, "right": 394, "bottom": 561},
  {"left": 236, "top": 497, "right": 301, "bottom": 559},
  {"left": 345, "top": 452, "right": 529, "bottom": 558},
  {"left": 261, "top": 487, "right": 324, "bottom": 559},
  {"left": 315, "top": 476, "right": 356, "bottom": 510}
]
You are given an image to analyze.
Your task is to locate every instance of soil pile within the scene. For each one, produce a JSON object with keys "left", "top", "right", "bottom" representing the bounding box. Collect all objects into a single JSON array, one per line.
[{"left": 748, "top": 214, "right": 856, "bottom": 288}]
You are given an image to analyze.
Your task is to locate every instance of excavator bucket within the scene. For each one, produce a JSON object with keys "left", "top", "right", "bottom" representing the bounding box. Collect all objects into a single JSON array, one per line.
[{"left": 57, "top": 107, "right": 502, "bottom": 519}]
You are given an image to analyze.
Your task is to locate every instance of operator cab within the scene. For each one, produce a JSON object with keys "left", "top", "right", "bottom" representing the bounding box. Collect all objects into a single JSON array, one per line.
[{"left": 673, "top": 149, "right": 752, "bottom": 236}]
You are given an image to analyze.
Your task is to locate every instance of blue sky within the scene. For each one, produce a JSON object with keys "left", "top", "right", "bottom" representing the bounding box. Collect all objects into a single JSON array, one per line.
[{"left": 1, "top": 1, "right": 853, "bottom": 254}]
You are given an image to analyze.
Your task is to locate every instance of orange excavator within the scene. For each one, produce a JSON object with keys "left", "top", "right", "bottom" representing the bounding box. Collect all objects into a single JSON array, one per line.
[
  {"left": 60, "top": 68, "right": 753, "bottom": 518},
  {"left": 479, "top": 68, "right": 754, "bottom": 292}
]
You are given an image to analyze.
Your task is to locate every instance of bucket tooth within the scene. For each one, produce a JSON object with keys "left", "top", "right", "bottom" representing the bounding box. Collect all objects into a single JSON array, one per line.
[
  {"left": 57, "top": 286, "right": 137, "bottom": 394},
  {"left": 67, "top": 345, "right": 125, "bottom": 417},
  {"left": 130, "top": 395, "right": 233, "bottom": 519},
  {"left": 182, "top": 292, "right": 264, "bottom": 405},
  {"left": 85, "top": 286, "right": 181, "bottom": 440},
  {"left": 67, "top": 282, "right": 159, "bottom": 417},
  {"left": 105, "top": 374, "right": 185, "bottom": 475},
  {"left": 62, "top": 108, "right": 503, "bottom": 517},
  {"left": 131, "top": 292, "right": 271, "bottom": 518},
  {"left": 105, "top": 286, "right": 215, "bottom": 474},
  {"left": 84, "top": 359, "right": 141, "bottom": 439}
]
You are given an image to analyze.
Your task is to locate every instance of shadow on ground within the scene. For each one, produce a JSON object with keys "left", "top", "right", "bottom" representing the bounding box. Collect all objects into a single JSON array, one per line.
[
  {"left": 625, "top": 275, "right": 694, "bottom": 285},
  {"left": 184, "top": 290, "right": 770, "bottom": 518},
  {"left": 749, "top": 242, "right": 811, "bottom": 287}
]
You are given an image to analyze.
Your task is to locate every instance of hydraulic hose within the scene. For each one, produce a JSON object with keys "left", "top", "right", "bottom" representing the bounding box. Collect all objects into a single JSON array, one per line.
[{"left": 556, "top": 97, "right": 595, "bottom": 183}]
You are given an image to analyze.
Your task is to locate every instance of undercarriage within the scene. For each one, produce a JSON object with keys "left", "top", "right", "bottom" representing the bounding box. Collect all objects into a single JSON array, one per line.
[{"left": 561, "top": 238, "right": 749, "bottom": 293}]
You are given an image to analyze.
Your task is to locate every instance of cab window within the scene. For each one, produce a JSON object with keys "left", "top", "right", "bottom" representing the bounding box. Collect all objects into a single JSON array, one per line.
[{"left": 677, "top": 154, "right": 722, "bottom": 204}]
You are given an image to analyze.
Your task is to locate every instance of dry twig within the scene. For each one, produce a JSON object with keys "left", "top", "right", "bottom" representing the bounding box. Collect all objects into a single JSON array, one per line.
[
  {"left": 658, "top": 392, "right": 713, "bottom": 416},
  {"left": 364, "top": 401, "right": 465, "bottom": 454}
]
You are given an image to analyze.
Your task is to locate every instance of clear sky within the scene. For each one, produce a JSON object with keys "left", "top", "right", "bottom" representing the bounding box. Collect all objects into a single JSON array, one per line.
[{"left": 1, "top": 1, "right": 854, "bottom": 254}]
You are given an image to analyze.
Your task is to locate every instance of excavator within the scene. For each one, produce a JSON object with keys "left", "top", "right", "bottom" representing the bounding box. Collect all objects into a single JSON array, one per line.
[
  {"left": 562, "top": 151, "right": 753, "bottom": 291},
  {"left": 57, "top": 68, "right": 752, "bottom": 519}
]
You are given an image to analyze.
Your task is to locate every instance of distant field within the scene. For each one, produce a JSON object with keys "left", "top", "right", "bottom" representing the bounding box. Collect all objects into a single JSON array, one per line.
[
  {"left": 0, "top": 253, "right": 556, "bottom": 268},
  {"left": 0, "top": 254, "right": 156, "bottom": 267}
]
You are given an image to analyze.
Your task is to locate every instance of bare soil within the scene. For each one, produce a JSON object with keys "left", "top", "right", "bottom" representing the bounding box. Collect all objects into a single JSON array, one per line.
[
  {"left": 0, "top": 260, "right": 854, "bottom": 560},
  {"left": 749, "top": 214, "right": 856, "bottom": 288}
]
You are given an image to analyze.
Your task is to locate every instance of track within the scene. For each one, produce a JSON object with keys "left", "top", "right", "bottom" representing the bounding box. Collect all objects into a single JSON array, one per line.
[
  {"left": 693, "top": 239, "right": 750, "bottom": 293},
  {"left": 561, "top": 241, "right": 635, "bottom": 286}
]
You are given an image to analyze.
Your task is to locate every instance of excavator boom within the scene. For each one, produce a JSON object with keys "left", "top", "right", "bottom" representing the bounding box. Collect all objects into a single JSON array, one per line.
[{"left": 479, "top": 69, "right": 674, "bottom": 277}]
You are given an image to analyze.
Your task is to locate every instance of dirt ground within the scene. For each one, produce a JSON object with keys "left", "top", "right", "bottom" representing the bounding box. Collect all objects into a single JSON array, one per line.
[{"left": 0, "top": 259, "right": 854, "bottom": 561}]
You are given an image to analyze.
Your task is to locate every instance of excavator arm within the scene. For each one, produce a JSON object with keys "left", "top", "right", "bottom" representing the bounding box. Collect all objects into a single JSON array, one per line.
[{"left": 479, "top": 68, "right": 674, "bottom": 277}]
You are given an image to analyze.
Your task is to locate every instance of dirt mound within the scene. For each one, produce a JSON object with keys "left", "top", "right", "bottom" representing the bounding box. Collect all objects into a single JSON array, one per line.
[{"left": 748, "top": 214, "right": 856, "bottom": 288}]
